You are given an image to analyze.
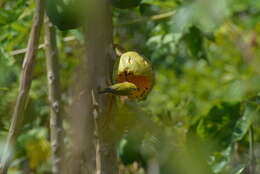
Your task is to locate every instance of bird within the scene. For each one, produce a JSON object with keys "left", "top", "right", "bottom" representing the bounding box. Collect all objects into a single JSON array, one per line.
[
  {"left": 113, "top": 51, "right": 154, "bottom": 99},
  {"left": 98, "top": 81, "right": 138, "bottom": 96}
]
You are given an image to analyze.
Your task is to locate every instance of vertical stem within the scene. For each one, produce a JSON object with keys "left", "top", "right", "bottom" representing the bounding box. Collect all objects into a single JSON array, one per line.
[
  {"left": 249, "top": 126, "right": 256, "bottom": 174},
  {"left": 44, "top": 16, "right": 64, "bottom": 174},
  {"left": 0, "top": 0, "right": 44, "bottom": 173},
  {"left": 147, "top": 158, "right": 160, "bottom": 174}
]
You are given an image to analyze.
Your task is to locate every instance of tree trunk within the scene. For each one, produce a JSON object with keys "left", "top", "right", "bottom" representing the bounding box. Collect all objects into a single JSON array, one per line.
[
  {"left": 83, "top": 1, "right": 117, "bottom": 173},
  {"left": 69, "top": 0, "right": 117, "bottom": 174}
]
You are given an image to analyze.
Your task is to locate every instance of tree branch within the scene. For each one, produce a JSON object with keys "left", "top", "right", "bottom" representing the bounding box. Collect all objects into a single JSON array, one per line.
[
  {"left": 10, "top": 36, "right": 76, "bottom": 56},
  {"left": 44, "top": 15, "right": 64, "bottom": 174},
  {"left": 117, "top": 11, "right": 175, "bottom": 26},
  {"left": 0, "top": 0, "right": 45, "bottom": 173}
]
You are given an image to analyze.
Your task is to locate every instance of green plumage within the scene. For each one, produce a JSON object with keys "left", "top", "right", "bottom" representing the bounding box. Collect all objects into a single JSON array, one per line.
[{"left": 99, "top": 82, "right": 137, "bottom": 96}]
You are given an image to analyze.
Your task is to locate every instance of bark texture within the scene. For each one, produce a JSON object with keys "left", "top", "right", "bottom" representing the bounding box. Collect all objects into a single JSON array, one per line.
[
  {"left": 0, "top": 1, "right": 44, "bottom": 173},
  {"left": 69, "top": 0, "right": 118, "bottom": 174},
  {"left": 84, "top": 2, "right": 117, "bottom": 174},
  {"left": 44, "top": 16, "right": 64, "bottom": 174}
]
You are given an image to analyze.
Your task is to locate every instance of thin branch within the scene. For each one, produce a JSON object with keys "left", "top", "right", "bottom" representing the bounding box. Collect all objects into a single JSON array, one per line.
[
  {"left": 113, "top": 44, "right": 126, "bottom": 57},
  {"left": 10, "top": 36, "right": 76, "bottom": 56},
  {"left": 248, "top": 126, "right": 256, "bottom": 174},
  {"left": 117, "top": 11, "right": 175, "bottom": 26},
  {"left": 0, "top": 0, "right": 45, "bottom": 173},
  {"left": 44, "top": 16, "right": 64, "bottom": 174}
]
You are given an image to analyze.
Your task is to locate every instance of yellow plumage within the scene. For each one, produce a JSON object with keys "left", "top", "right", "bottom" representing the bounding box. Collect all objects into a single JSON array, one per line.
[
  {"left": 99, "top": 82, "right": 137, "bottom": 96},
  {"left": 100, "top": 51, "right": 154, "bottom": 99}
]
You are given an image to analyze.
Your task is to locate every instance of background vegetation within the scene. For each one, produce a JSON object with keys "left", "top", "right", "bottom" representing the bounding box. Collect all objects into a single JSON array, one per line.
[{"left": 0, "top": 0, "right": 260, "bottom": 173}]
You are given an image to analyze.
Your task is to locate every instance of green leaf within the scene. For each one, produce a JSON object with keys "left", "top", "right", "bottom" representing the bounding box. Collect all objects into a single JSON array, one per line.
[
  {"left": 210, "top": 146, "right": 232, "bottom": 173},
  {"left": 0, "top": 10, "right": 17, "bottom": 25},
  {"left": 231, "top": 102, "right": 258, "bottom": 143},
  {"left": 196, "top": 102, "right": 241, "bottom": 150},
  {"left": 183, "top": 26, "right": 208, "bottom": 61}
]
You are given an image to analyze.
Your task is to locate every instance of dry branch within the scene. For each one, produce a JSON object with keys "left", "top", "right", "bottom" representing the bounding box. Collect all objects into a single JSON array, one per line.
[
  {"left": 10, "top": 36, "right": 76, "bottom": 56},
  {"left": 0, "top": 0, "right": 45, "bottom": 173},
  {"left": 44, "top": 16, "right": 64, "bottom": 174}
]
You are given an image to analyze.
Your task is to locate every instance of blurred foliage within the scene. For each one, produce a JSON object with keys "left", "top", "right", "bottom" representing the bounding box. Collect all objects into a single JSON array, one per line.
[
  {"left": 17, "top": 128, "right": 50, "bottom": 169},
  {"left": 1, "top": 0, "right": 260, "bottom": 173},
  {"left": 45, "top": 0, "right": 81, "bottom": 30}
]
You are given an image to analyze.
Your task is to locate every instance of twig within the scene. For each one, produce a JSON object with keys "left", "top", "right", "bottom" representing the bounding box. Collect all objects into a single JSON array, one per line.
[
  {"left": 113, "top": 44, "right": 126, "bottom": 57},
  {"left": 248, "top": 126, "right": 256, "bottom": 174},
  {"left": 0, "top": 0, "right": 45, "bottom": 173},
  {"left": 44, "top": 16, "right": 64, "bottom": 174},
  {"left": 10, "top": 36, "right": 76, "bottom": 56},
  {"left": 117, "top": 11, "right": 175, "bottom": 26}
]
